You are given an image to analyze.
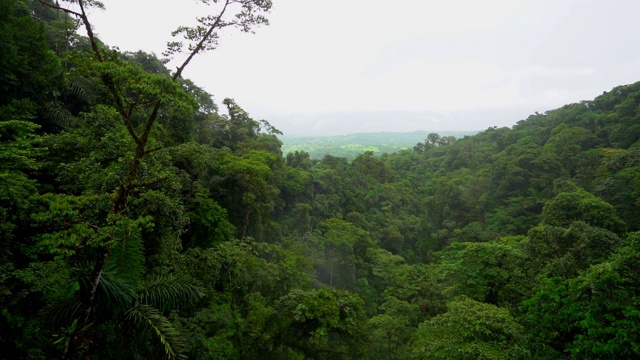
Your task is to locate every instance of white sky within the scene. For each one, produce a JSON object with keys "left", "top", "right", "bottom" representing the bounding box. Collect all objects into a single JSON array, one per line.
[{"left": 90, "top": 0, "right": 640, "bottom": 135}]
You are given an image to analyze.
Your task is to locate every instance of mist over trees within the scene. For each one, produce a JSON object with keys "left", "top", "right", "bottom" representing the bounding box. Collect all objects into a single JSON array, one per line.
[{"left": 2, "top": 0, "right": 640, "bottom": 359}]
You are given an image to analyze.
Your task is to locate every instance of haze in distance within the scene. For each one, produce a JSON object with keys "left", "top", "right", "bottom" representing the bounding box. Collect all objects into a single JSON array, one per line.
[{"left": 90, "top": 0, "right": 640, "bottom": 135}]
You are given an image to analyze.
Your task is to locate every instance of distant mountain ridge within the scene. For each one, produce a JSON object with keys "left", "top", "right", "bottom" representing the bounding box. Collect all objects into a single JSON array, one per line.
[{"left": 280, "top": 130, "right": 478, "bottom": 159}]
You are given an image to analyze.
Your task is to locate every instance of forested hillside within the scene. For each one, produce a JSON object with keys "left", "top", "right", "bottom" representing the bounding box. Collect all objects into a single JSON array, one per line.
[{"left": 2, "top": 1, "right": 640, "bottom": 359}]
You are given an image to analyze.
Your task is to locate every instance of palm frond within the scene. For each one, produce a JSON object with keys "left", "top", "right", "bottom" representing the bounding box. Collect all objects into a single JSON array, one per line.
[
  {"left": 124, "top": 303, "right": 188, "bottom": 360},
  {"left": 96, "top": 269, "right": 137, "bottom": 314},
  {"left": 73, "top": 263, "right": 137, "bottom": 316},
  {"left": 140, "top": 275, "right": 204, "bottom": 312},
  {"left": 105, "top": 228, "right": 145, "bottom": 290},
  {"left": 40, "top": 298, "right": 82, "bottom": 328}
]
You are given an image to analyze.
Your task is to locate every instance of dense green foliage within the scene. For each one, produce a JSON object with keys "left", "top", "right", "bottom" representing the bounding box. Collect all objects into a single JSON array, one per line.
[{"left": 2, "top": 1, "right": 640, "bottom": 359}]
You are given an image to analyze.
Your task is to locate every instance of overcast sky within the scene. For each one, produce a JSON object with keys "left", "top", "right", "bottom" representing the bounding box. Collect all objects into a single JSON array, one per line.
[{"left": 90, "top": 0, "right": 640, "bottom": 135}]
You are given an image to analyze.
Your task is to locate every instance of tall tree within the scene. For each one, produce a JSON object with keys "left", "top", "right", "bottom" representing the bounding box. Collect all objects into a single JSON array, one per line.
[{"left": 34, "top": 0, "right": 273, "bottom": 357}]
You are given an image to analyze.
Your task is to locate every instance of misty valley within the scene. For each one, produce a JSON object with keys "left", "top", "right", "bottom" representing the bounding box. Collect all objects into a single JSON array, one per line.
[{"left": 2, "top": 0, "right": 640, "bottom": 359}]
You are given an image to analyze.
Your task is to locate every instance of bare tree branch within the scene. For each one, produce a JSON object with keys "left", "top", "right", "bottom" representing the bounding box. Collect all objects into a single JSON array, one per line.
[
  {"left": 38, "top": 0, "right": 83, "bottom": 17},
  {"left": 172, "top": 0, "right": 232, "bottom": 81}
]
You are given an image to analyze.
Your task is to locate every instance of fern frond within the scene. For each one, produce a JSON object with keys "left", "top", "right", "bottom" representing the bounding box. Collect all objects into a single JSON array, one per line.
[
  {"left": 43, "top": 101, "right": 75, "bottom": 127},
  {"left": 67, "top": 76, "right": 94, "bottom": 104},
  {"left": 140, "top": 275, "right": 204, "bottom": 311},
  {"left": 125, "top": 304, "right": 188, "bottom": 360}
]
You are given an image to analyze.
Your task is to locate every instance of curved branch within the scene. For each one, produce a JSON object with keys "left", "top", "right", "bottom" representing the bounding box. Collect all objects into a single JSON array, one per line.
[
  {"left": 38, "top": 0, "right": 83, "bottom": 17},
  {"left": 77, "top": 0, "right": 103, "bottom": 63},
  {"left": 172, "top": 0, "right": 232, "bottom": 81}
]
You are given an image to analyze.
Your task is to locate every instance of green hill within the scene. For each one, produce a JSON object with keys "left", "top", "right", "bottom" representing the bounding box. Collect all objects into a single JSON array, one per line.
[{"left": 280, "top": 130, "right": 477, "bottom": 159}]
